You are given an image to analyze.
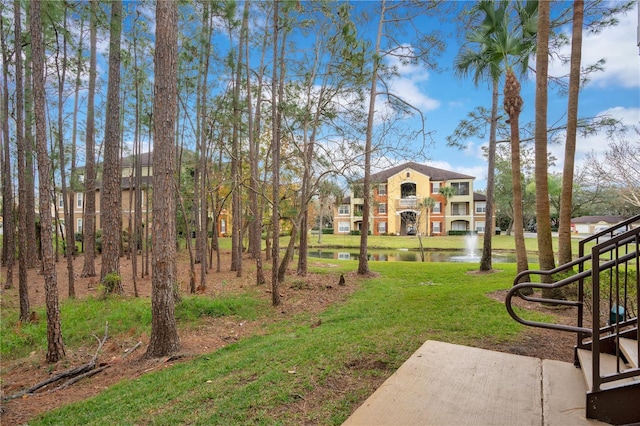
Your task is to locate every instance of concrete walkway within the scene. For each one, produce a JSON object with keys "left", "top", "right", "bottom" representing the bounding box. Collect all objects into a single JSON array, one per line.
[{"left": 343, "top": 340, "right": 605, "bottom": 426}]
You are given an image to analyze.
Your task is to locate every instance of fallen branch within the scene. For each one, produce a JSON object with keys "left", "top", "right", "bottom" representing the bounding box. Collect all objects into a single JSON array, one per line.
[
  {"left": 52, "top": 365, "right": 110, "bottom": 392},
  {"left": 3, "top": 322, "right": 109, "bottom": 401},
  {"left": 123, "top": 341, "right": 142, "bottom": 358}
]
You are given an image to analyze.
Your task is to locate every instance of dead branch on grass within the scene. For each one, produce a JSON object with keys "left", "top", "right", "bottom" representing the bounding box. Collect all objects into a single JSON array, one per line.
[{"left": 3, "top": 323, "right": 109, "bottom": 401}]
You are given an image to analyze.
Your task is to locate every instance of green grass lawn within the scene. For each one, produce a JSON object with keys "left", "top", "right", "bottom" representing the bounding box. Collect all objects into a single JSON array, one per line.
[
  {"left": 307, "top": 233, "right": 584, "bottom": 254},
  {"left": 19, "top": 261, "right": 554, "bottom": 425}
]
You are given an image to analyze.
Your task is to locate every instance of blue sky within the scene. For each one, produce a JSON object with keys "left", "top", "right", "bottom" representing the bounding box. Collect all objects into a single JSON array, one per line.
[
  {"left": 384, "top": 1, "right": 640, "bottom": 191},
  {"left": 46, "top": 1, "right": 639, "bottom": 193}
]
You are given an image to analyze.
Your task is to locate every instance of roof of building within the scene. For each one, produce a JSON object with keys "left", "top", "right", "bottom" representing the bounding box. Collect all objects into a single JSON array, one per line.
[
  {"left": 121, "top": 151, "right": 153, "bottom": 168},
  {"left": 570, "top": 215, "right": 628, "bottom": 224},
  {"left": 370, "top": 161, "right": 475, "bottom": 183},
  {"left": 473, "top": 192, "right": 486, "bottom": 201}
]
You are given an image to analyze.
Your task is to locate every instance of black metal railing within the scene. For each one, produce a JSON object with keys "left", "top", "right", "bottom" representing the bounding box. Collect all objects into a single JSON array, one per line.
[{"left": 505, "top": 215, "right": 640, "bottom": 394}]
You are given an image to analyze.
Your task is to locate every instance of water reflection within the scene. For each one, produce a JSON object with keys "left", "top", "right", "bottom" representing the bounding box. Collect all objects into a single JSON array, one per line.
[{"left": 307, "top": 249, "right": 533, "bottom": 263}]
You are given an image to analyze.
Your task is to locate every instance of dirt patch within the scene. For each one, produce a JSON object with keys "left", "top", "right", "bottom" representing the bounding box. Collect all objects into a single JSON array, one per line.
[
  {"left": 1, "top": 255, "right": 576, "bottom": 424},
  {"left": 483, "top": 289, "right": 578, "bottom": 363}
]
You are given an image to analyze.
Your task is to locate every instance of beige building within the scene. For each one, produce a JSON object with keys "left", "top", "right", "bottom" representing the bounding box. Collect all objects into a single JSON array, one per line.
[
  {"left": 334, "top": 162, "right": 490, "bottom": 236},
  {"left": 53, "top": 152, "right": 153, "bottom": 237},
  {"left": 53, "top": 151, "right": 232, "bottom": 240}
]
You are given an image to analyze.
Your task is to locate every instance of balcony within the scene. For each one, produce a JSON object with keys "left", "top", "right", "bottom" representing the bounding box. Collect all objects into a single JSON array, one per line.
[{"left": 395, "top": 196, "right": 418, "bottom": 210}]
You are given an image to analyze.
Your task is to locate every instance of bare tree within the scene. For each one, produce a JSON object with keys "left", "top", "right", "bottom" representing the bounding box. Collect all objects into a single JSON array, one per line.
[
  {"left": 146, "top": 0, "right": 180, "bottom": 357},
  {"left": 589, "top": 131, "right": 640, "bottom": 209},
  {"left": 31, "top": 0, "right": 65, "bottom": 362}
]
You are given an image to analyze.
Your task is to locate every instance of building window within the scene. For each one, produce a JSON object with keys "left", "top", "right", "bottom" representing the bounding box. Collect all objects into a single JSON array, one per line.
[
  {"left": 451, "top": 182, "right": 470, "bottom": 195},
  {"left": 338, "top": 205, "right": 350, "bottom": 215},
  {"left": 338, "top": 221, "right": 350, "bottom": 233},
  {"left": 378, "top": 184, "right": 387, "bottom": 196},
  {"left": 379, "top": 203, "right": 386, "bottom": 214},
  {"left": 433, "top": 202, "right": 441, "bottom": 213},
  {"left": 452, "top": 202, "right": 467, "bottom": 216},
  {"left": 406, "top": 172, "right": 410, "bottom": 178},
  {"left": 452, "top": 221, "right": 467, "bottom": 231},
  {"left": 77, "top": 218, "right": 83, "bottom": 234},
  {"left": 221, "top": 219, "right": 226, "bottom": 234},
  {"left": 432, "top": 182, "right": 440, "bottom": 193},
  {"left": 378, "top": 221, "right": 387, "bottom": 234},
  {"left": 476, "top": 202, "right": 486, "bottom": 214},
  {"left": 58, "top": 194, "right": 64, "bottom": 209},
  {"left": 432, "top": 221, "right": 441, "bottom": 233},
  {"left": 476, "top": 221, "right": 485, "bottom": 233},
  {"left": 77, "top": 192, "right": 83, "bottom": 209}
]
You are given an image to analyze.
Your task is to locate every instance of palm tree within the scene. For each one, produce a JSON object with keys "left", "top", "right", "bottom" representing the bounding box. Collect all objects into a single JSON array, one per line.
[
  {"left": 439, "top": 186, "right": 456, "bottom": 235},
  {"left": 453, "top": 1, "right": 506, "bottom": 271},
  {"left": 420, "top": 196, "right": 436, "bottom": 237},
  {"left": 558, "top": 0, "right": 584, "bottom": 265},
  {"left": 472, "top": 0, "right": 538, "bottom": 280},
  {"left": 534, "top": 0, "right": 557, "bottom": 297}
]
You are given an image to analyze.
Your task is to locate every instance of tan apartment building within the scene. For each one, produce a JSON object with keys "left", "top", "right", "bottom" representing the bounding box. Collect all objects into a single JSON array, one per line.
[
  {"left": 53, "top": 152, "right": 230, "bottom": 239},
  {"left": 53, "top": 152, "right": 154, "bottom": 237},
  {"left": 333, "top": 162, "right": 490, "bottom": 236}
]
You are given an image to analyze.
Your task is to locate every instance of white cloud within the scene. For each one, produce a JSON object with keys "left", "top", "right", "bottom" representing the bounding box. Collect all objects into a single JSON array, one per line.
[
  {"left": 384, "top": 48, "right": 441, "bottom": 112},
  {"left": 548, "top": 3, "right": 640, "bottom": 88},
  {"left": 548, "top": 106, "right": 640, "bottom": 172}
]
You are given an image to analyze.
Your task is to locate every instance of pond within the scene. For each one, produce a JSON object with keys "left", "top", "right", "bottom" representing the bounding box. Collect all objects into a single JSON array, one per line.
[{"left": 307, "top": 249, "right": 537, "bottom": 263}]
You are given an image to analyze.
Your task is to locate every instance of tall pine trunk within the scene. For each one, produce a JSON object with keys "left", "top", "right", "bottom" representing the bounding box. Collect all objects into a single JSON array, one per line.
[
  {"left": 146, "top": 0, "right": 180, "bottom": 357},
  {"left": 81, "top": 0, "right": 97, "bottom": 277},
  {"left": 358, "top": 0, "right": 385, "bottom": 276},
  {"left": 100, "top": 1, "right": 123, "bottom": 289},
  {"left": 270, "top": 0, "right": 281, "bottom": 306},
  {"left": 56, "top": 6, "right": 76, "bottom": 298},
  {"left": 32, "top": 0, "right": 65, "bottom": 362},
  {"left": 14, "top": 0, "right": 30, "bottom": 321},
  {"left": 1, "top": 14, "right": 14, "bottom": 289}
]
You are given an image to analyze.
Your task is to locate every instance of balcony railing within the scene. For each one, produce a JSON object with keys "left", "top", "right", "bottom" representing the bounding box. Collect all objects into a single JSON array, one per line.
[{"left": 396, "top": 196, "right": 418, "bottom": 209}]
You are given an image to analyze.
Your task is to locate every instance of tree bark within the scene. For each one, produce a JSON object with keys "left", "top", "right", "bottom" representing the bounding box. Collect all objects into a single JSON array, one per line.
[
  {"left": 1, "top": 14, "right": 14, "bottom": 289},
  {"left": 146, "top": 0, "right": 180, "bottom": 357},
  {"left": 534, "top": 0, "right": 556, "bottom": 294},
  {"left": 81, "top": 0, "right": 98, "bottom": 278},
  {"left": 558, "top": 0, "right": 584, "bottom": 266},
  {"left": 479, "top": 81, "right": 499, "bottom": 271},
  {"left": 359, "top": 0, "right": 386, "bottom": 276},
  {"left": 504, "top": 69, "right": 529, "bottom": 281},
  {"left": 271, "top": 0, "right": 281, "bottom": 306},
  {"left": 55, "top": 5, "right": 76, "bottom": 298},
  {"left": 31, "top": 0, "right": 66, "bottom": 362},
  {"left": 100, "top": 1, "right": 123, "bottom": 286},
  {"left": 14, "top": 0, "right": 30, "bottom": 321},
  {"left": 23, "top": 2, "right": 38, "bottom": 268}
]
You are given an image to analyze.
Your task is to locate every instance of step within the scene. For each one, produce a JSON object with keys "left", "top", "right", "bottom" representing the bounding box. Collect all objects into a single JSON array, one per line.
[
  {"left": 619, "top": 338, "right": 638, "bottom": 368},
  {"left": 576, "top": 348, "right": 633, "bottom": 391}
]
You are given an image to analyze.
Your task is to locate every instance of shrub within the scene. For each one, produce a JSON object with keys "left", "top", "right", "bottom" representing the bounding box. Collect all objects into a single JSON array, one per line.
[
  {"left": 448, "top": 230, "right": 477, "bottom": 236},
  {"left": 100, "top": 272, "right": 123, "bottom": 298}
]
